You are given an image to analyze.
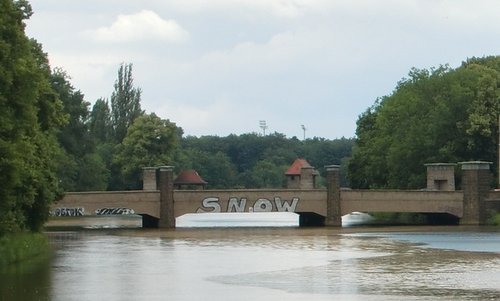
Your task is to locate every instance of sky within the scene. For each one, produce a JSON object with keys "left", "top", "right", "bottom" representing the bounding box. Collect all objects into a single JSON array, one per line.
[{"left": 25, "top": 0, "right": 500, "bottom": 139}]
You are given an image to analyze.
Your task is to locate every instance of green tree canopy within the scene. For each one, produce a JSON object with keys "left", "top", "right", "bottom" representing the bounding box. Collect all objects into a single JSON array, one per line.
[
  {"left": 348, "top": 57, "right": 500, "bottom": 189},
  {"left": 113, "top": 113, "right": 179, "bottom": 189},
  {"left": 89, "top": 98, "right": 112, "bottom": 144},
  {"left": 178, "top": 133, "right": 354, "bottom": 188},
  {"left": 175, "top": 149, "right": 239, "bottom": 189},
  {"left": 51, "top": 68, "right": 91, "bottom": 156},
  {"left": 0, "top": 0, "right": 66, "bottom": 234},
  {"left": 110, "top": 63, "right": 144, "bottom": 143}
]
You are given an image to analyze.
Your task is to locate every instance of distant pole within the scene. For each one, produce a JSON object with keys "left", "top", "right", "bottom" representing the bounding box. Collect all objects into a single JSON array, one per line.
[
  {"left": 259, "top": 120, "right": 268, "bottom": 136},
  {"left": 498, "top": 114, "right": 500, "bottom": 188},
  {"left": 301, "top": 124, "right": 306, "bottom": 141}
]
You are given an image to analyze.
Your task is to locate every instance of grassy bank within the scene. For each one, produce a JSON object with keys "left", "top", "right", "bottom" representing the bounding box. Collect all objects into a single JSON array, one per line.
[{"left": 0, "top": 232, "right": 50, "bottom": 267}]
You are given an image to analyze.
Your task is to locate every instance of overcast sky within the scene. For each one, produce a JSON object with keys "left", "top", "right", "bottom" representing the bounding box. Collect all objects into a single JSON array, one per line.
[{"left": 25, "top": 0, "right": 500, "bottom": 139}]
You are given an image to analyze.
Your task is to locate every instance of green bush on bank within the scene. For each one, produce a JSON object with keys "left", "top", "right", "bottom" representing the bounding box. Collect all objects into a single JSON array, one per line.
[
  {"left": 0, "top": 233, "right": 49, "bottom": 267},
  {"left": 488, "top": 213, "right": 500, "bottom": 226}
]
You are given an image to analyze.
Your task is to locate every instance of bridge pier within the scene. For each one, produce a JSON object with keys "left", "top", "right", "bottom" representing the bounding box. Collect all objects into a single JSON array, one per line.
[
  {"left": 325, "top": 165, "right": 342, "bottom": 226},
  {"left": 158, "top": 166, "right": 175, "bottom": 228},
  {"left": 460, "top": 161, "right": 492, "bottom": 225}
]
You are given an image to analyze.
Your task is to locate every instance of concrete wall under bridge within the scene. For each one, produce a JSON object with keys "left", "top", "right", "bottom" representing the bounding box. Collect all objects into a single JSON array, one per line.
[{"left": 50, "top": 162, "right": 500, "bottom": 228}]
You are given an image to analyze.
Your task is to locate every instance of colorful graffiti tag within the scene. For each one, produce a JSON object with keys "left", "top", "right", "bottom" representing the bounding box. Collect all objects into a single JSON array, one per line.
[{"left": 197, "top": 197, "right": 299, "bottom": 213}]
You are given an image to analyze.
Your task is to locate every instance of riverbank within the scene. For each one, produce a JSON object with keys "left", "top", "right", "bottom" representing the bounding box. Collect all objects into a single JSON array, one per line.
[{"left": 0, "top": 232, "right": 50, "bottom": 268}]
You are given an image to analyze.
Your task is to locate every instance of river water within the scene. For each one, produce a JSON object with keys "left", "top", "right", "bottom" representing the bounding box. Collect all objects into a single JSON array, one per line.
[{"left": 1, "top": 219, "right": 500, "bottom": 300}]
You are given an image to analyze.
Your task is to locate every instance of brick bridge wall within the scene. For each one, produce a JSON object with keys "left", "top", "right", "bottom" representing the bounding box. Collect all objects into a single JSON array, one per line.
[
  {"left": 52, "top": 188, "right": 465, "bottom": 224},
  {"left": 50, "top": 162, "right": 498, "bottom": 227}
]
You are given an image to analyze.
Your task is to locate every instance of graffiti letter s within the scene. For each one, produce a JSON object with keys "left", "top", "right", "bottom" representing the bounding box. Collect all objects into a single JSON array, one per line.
[{"left": 197, "top": 197, "right": 221, "bottom": 213}]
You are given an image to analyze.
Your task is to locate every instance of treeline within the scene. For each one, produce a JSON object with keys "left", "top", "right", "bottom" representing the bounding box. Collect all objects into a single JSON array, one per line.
[
  {"left": 348, "top": 56, "right": 500, "bottom": 189},
  {"left": 58, "top": 64, "right": 355, "bottom": 190},
  {"left": 52, "top": 63, "right": 181, "bottom": 192},
  {"left": 57, "top": 68, "right": 355, "bottom": 191},
  {"left": 178, "top": 134, "right": 354, "bottom": 188},
  {"left": 52, "top": 63, "right": 354, "bottom": 191}
]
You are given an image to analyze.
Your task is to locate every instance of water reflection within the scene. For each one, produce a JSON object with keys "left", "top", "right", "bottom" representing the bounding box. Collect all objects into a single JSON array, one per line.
[
  {"left": 2, "top": 227, "right": 500, "bottom": 300},
  {"left": 0, "top": 254, "right": 51, "bottom": 301}
]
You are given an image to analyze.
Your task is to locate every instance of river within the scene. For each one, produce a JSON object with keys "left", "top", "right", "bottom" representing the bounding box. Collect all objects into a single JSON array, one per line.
[{"left": 1, "top": 217, "right": 499, "bottom": 300}]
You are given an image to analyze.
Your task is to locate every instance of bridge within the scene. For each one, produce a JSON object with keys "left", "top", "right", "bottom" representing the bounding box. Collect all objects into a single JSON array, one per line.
[{"left": 51, "top": 161, "right": 500, "bottom": 227}]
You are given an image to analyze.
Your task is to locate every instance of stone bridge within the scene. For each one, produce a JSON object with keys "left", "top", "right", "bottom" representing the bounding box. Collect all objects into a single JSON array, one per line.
[{"left": 51, "top": 161, "right": 500, "bottom": 227}]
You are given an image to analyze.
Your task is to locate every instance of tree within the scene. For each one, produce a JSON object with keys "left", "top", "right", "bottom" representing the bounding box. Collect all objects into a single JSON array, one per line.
[
  {"left": 113, "top": 113, "right": 179, "bottom": 189},
  {"left": 247, "top": 160, "right": 287, "bottom": 188},
  {"left": 176, "top": 132, "right": 353, "bottom": 188},
  {"left": 175, "top": 149, "right": 238, "bottom": 189},
  {"left": 348, "top": 57, "right": 500, "bottom": 189},
  {"left": 0, "top": 0, "right": 65, "bottom": 234},
  {"left": 89, "top": 98, "right": 112, "bottom": 144},
  {"left": 51, "top": 68, "right": 91, "bottom": 156},
  {"left": 110, "top": 63, "right": 143, "bottom": 143}
]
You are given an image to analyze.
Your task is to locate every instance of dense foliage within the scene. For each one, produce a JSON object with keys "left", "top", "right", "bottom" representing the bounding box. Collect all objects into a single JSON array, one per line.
[
  {"left": 110, "top": 63, "right": 143, "bottom": 143},
  {"left": 348, "top": 57, "right": 500, "bottom": 189},
  {"left": 0, "top": 0, "right": 65, "bottom": 235},
  {"left": 177, "top": 133, "right": 354, "bottom": 188},
  {"left": 114, "top": 113, "right": 179, "bottom": 189},
  {"left": 44, "top": 61, "right": 355, "bottom": 191}
]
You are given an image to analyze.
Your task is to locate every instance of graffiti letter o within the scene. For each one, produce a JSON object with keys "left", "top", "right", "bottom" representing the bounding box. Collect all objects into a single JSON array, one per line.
[{"left": 253, "top": 199, "right": 273, "bottom": 212}]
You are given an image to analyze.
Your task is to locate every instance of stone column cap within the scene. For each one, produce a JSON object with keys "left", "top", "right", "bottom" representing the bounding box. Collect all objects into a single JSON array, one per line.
[
  {"left": 424, "top": 163, "right": 457, "bottom": 166},
  {"left": 325, "top": 165, "right": 340, "bottom": 171},
  {"left": 459, "top": 161, "right": 492, "bottom": 170},
  {"left": 158, "top": 165, "right": 174, "bottom": 171}
]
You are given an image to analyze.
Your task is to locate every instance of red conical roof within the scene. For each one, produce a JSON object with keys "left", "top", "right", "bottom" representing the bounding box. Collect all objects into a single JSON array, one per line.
[
  {"left": 174, "top": 169, "right": 207, "bottom": 185},
  {"left": 285, "top": 158, "right": 313, "bottom": 175}
]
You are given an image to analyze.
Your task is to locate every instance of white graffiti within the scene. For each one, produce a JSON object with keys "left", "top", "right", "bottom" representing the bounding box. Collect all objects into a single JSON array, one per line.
[
  {"left": 197, "top": 197, "right": 299, "bottom": 213},
  {"left": 52, "top": 207, "right": 85, "bottom": 217},
  {"left": 95, "top": 208, "right": 135, "bottom": 215}
]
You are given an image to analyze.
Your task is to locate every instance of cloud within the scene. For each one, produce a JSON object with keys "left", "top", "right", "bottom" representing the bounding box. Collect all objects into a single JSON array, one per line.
[
  {"left": 25, "top": 0, "right": 500, "bottom": 139},
  {"left": 165, "top": 0, "right": 329, "bottom": 18},
  {"left": 149, "top": 98, "right": 258, "bottom": 137},
  {"left": 89, "top": 10, "right": 189, "bottom": 43}
]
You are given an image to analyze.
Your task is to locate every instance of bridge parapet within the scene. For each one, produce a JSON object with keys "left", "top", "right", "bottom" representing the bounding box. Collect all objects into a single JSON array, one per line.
[
  {"left": 52, "top": 191, "right": 160, "bottom": 217},
  {"left": 173, "top": 189, "right": 326, "bottom": 217},
  {"left": 340, "top": 190, "right": 463, "bottom": 217}
]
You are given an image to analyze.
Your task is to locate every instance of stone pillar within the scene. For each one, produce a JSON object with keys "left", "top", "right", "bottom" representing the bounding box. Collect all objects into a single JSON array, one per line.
[
  {"left": 425, "top": 163, "right": 456, "bottom": 191},
  {"left": 158, "top": 166, "right": 175, "bottom": 228},
  {"left": 325, "top": 165, "right": 342, "bottom": 226},
  {"left": 300, "top": 166, "right": 314, "bottom": 189},
  {"left": 142, "top": 167, "right": 158, "bottom": 190},
  {"left": 460, "top": 161, "right": 492, "bottom": 225}
]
